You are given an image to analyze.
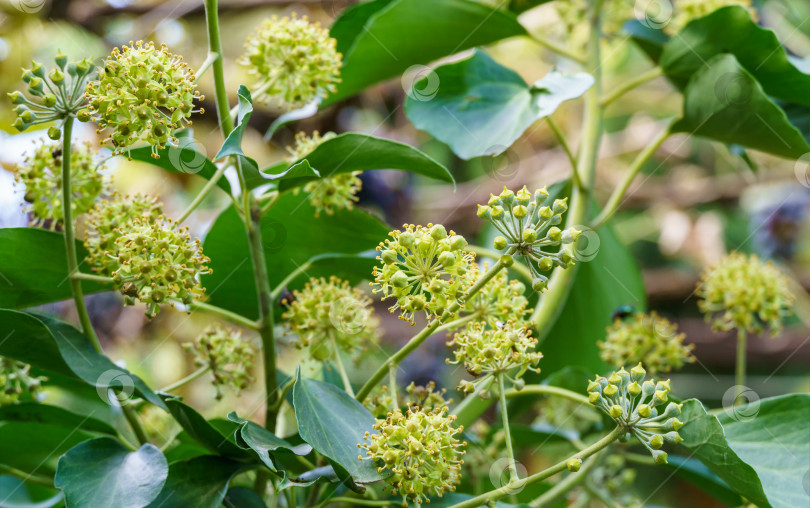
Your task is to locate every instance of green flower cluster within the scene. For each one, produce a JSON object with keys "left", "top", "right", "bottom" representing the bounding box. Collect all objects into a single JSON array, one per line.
[
  {"left": 462, "top": 264, "right": 529, "bottom": 329},
  {"left": 240, "top": 14, "right": 342, "bottom": 108},
  {"left": 79, "top": 41, "right": 203, "bottom": 155},
  {"left": 477, "top": 186, "right": 579, "bottom": 292},
  {"left": 697, "top": 252, "right": 794, "bottom": 336},
  {"left": 282, "top": 276, "right": 379, "bottom": 362},
  {"left": 14, "top": 142, "right": 108, "bottom": 229},
  {"left": 373, "top": 224, "right": 474, "bottom": 324},
  {"left": 85, "top": 193, "right": 164, "bottom": 276},
  {"left": 668, "top": 0, "right": 755, "bottom": 34},
  {"left": 183, "top": 323, "right": 255, "bottom": 400},
  {"left": 287, "top": 131, "right": 362, "bottom": 217},
  {"left": 364, "top": 381, "right": 452, "bottom": 418},
  {"left": 110, "top": 215, "right": 211, "bottom": 317},
  {"left": 448, "top": 321, "right": 541, "bottom": 395},
  {"left": 359, "top": 407, "right": 466, "bottom": 506},
  {"left": 587, "top": 365, "right": 683, "bottom": 464},
  {"left": 600, "top": 312, "right": 694, "bottom": 375},
  {"left": 0, "top": 357, "right": 46, "bottom": 406},
  {"left": 9, "top": 51, "right": 94, "bottom": 136}
]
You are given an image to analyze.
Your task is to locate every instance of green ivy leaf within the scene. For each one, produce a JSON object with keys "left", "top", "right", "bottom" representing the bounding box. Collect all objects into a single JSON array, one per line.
[
  {"left": 162, "top": 397, "right": 252, "bottom": 460},
  {"left": 223, "top": 487, "right": 267, "bottom": 508},
  {"left": 0, "top": 476, "right": 63, "bottom": 508},
  {"left": 663, "top": 455, "right": 742, "bottom": 507},
  {"left": 227, "top": 412, "right": 312, "bottom": 471},
  {"left": 405, "top": 50, "right": 593, "bottom": 159},
  {"left": 54, "top": 438, "right": 168, "bottom": 508},
  {"left": 0, "top": 228, "right": 107, "bottom": 310},
  {"left": 292, "top": 370, "right": 388, "bottom": 484},
  {"left": 0, "top": 403, "right": 117, "bottom": 436},
  {"left": 145, "top": 456, "right": 246, "bottom": 508},
  {"left": 0, "top": 422, "right": 96, "bottom": 477},
  {"left": 329, "top": 0, "right": 527, "bottom": 103}
]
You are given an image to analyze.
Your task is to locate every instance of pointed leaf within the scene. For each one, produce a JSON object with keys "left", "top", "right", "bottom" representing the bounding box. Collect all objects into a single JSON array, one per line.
[
  {"left": 228, "top": 412, "right": 312, "bottom": 471},
  {"left": 0, "top": 403, "right": 117, "bottom": 436},
  {"left": 162, "top": 397, "right": 251, "bottom": 460},
  {"left": 145, "top": 456, "right": 245, "bottom": 508}
]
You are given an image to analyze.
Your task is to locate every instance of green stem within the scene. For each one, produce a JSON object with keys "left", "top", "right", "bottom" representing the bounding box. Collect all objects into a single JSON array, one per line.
[
  {"left": 546, "top": 117, "right": 579, "bottom": 186},
  {"left": 590, "top": 122, "right": 672, "bottom": 229},
  {"left": 498, "top": 374, "right": 519, "bottom": 483},
  {"left": 203, "top": 0, "right": 234, "bottom": 137},
  {"left": 530, "top": 32, "right": 586, "bottom": 64},
  {"left": 528, "top": 450, "right": 604, "bottom": 507},
  {"left": 191, "top": 301, "right": 260, "bottom": 330},
  {"left": 504, "top": 384, "right": 592, "bottom": 406},
  {"left": 466, "top": 245, "right": 532, "bottom": 282},
  {"left": 736, "top": 328, "right": 747, "bottom": 402},
  {"left": 269, "top": 259, "right": 315, "bottom": 301},
  {"left": 449, "top": 426, "right": 624, "bottom": 508},
  {"left": 0, "top": 464, "right": 53, "bottom": 487},
  {"left": 330, "top": 335, "right": 355, "bottom": 397},
  {"left": 122, "top": 404, "right": 149, "bottom": 445},
  {"left": 317, "top": 497, "right": 394, "bottom": 508},
  {"left": 177, "top": 162, "right": 230, "bottom": 224},
  {"left": 388, "top": 363, "right": 398, "bottom": 411},
  {"left": 61, "top": 116, "right": 102, "bottom": 353},
  {"left": 71, "top": 272, "right": 114, "bottom": 284},
  {"left": 600, "top": 67, "right": 663, "bottom": 108},
  {"left": 253, "top": 470, "right": 270, "bottom": 497},
  {"left": 161, "top": 366, "right": 210, "bottom": 393},
  {"left": 194, "top": 52, "right": 219, "bottom": 82}
]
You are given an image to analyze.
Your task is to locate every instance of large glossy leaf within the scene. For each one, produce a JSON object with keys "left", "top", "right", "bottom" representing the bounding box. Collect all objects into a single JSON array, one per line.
[
  {"left": 227, "top": 412, "right": 312, "bottom": 471},
  {"left": 162, "top": 397, "right": 251, "bottom": 460},
  {"left": 405, "top": 50, "right": 593, "bottom": 159},
  {"left": 329, "top": 0, "right": 527, "bottom": 103},
  {"left": 0, "top": 403, "right": 117, "bottom": 436},
  {"left": 145, "top": 456, "right": 245, "bottom": 508},
  {"left": 202, "top": 192, "right": 388, "bottom": 320},
  {"left": 0, "top": 228, "right": 107, "bottom": 309},
  {"left": 54, "top": 438, "right": 168, "bottom": 508},
  {"left": 0, "top": 310, "right": 165, "bottom": 409},
  {"left": 0, "top": 421, "right": 95, "bottom": 476},
  {"left": 664, "top": 455, "right": 742, "bottom": 507},
  {"left": 672, "top": 54, "right": 810, "bottom": 159},
  {"left": 292, "top": 371, "right": 387, "bottom": 484}
]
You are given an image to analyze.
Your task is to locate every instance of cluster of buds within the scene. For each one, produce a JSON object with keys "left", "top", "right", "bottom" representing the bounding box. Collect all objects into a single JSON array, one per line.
[
  {"left": 668, "top": 0, "right": 755, "bottom": 34},
  {"left": 240, "top": 14, "right": 342, "bottom": 109},
  {"left": 287, "top": 131, "right": 362, "bottom": 216},
  {"left": 79, "top": 41, "right": 203, "bottom": 156},
  {"left": 587, "top": 365, "right": 683, "bottom": 464},
  {"left": 697, "top": 252, "right": 794, "bottom": 336},
  {"left": 462, "top": 265, "right": 529, "bottom": 330},
  {"left": 183, "top": 323, "right": 256, "bottom": 400},
  {"left": 110, "top": 215, "right": 211, "bottom": 317},
  {"left": 14, "top": 142, "right": 108, "bottom": 229},
  {"left": 448, "top": 320, "right": 541, "bottom": 395},
  {"left": 358, "top": 407, "right": 465, "bottom": 506},
  {"left": 373, "top": 224, "right": 475, "bottom": 324},
  {"left": 477, "top": 186, "right": 579, "bottom": 292},
  {"left": 0, "top": 357, "right": 46, "bottom": 406},
  {"left": 9, "top": 51, "right": 94, "bottom": 136},
  {"left": 84, "top": 193, "right": 164, "bottom": 276},
  {"left": 600, "top": 312, "right": 694, "bottom": 375},
  {"left": 282, "top": 276, "right": 379, "bottom": 362},
  {"left": 364, "top": 381, "right": 452, "bottom": 418}
]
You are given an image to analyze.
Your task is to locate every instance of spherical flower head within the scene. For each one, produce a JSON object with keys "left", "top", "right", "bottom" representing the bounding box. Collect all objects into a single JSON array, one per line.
[
  {"left": 554, "top": 0, "right": 635, "bottom": 48},
  {"left": 183, "top": 323, "right": 256, "bottom": 400},
  {"left": 463, "top": 264, "right": 529, "bottom": 329},
  {"left": 282, "top": 276, "right": 379, "bottom": 362},
  {"left": 286, "top": 130, "right": 335, "bottom": 162},
  {"left": 667, "top": 0, "right": 755, "bottom": 34},
  {"left": 14, "top": 142, "right": 108, "bottom": 229},
  {"left": 111, "top": 215, "right": 211, "bottom": 317},
  {"left": 359, "top": 407, "right": 465, "bottom": 506},
  {"left": 373, "top": 224, "right": 475, "bottom": 324},
  {"left": 84, "top": 193, "right": 164, "bottom": 276},
  {"left": 363, "top": 381, "right": 452, "bottom": 418},
  {"left": 80, "top": 41, "right": 203, "bottom": 155},
  {"left": 587, "top": 365, "right": 684, "bottom": 464},
  {"left": 697, "top": 252, "right": 794, "bottom": 336},
  {"left": 447, "top": 321, "right": 541, "bottom": 387},
  {"left": 600, "top": 312, "right": 694, "bottom": 375},
  {"left": 240, "top": 14, "right": 342, "bottom": 109},
  {"left": 0, "top": 357, "right": 46, "bottom": 406}
]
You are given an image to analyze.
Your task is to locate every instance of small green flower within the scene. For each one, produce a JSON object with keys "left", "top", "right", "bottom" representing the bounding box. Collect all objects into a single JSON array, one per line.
[
  {"left": 373, "top": 224, "right": 475, "bottom": 324},
  {"left": 0, "top": 357, "right": 46, "bottom": 406},
  {"left": 462, "top": 264, "right": 529, "bottom": 329},
  {"left": 84, "top": 193, "right": 164, "bottom": 276},
  {"left": 282, "top": 276, "right": 379, "bottom": 362},
  {"left": 359, "top": 407, "right": 466, "bottom": 506},
  {"left": 477, "top": 186, "right": 578, "bottom": 292},
  {"left": 110, "top": 215, "right": 211, "bottom": 317},
  {"left": 587, "top": 365, "right": 683, "bottom": 464},
  {"left": 697, "top": 252, "right": 794, "bottom": 336},
  {"left": 600, "top": 312, "right": 694, "bottom": 375},
  {"left": 14, "top": 142, "right": 108, "bottom": 229},
  {"left": 80, "top": 41, "right": 203, "bottom": 155},
  {"left": 240, "top": 14, "right": 342, "bottom": 109},
  {"left": 183, "top": 323, "right": 256, "bottom": 400}
]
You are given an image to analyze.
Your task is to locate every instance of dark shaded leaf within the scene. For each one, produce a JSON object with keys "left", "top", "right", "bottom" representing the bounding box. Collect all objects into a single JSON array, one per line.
[
  {"left": 0, "top": 403, "right": 117, "bottom": 436},
  {"left": 146, "top": 456, "right": 245, "bottom": 508},
  {"left": 227, "top": 412, "right": 312, "bottom": 471},
  {"left": 162, "top": 397, "right": 251, "bottom": 460}
]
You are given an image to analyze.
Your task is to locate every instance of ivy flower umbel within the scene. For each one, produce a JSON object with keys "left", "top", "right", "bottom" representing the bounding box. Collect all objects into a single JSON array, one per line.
[
  {"left": 14, "top": 142, "right": 108, "bottom": 229},
  {"left": 697, "top": 252, "right": 794, "bottom": 336},
  {"left": 84, "top": 193, "right": 164, "bottom": 276},
  {"left": 587, "top": 364, "right": 684, "bottom": 465},
  {"left": 363, "top": 381, "right": 452, "bottom": 418},
  {"left": 282, "top": 276, "right": 379, "bottom": 362},
  {"left": 79, "top": 41, "right": 203, "bottom": 156},
  {"left": 358, "top": 407, "right": 466, "bottom": 506},
  {"left": 9, "top": 51, "right": 94, "bottom": 137},
  {"left": 287, "top": 131, "right": 362, "bottom": 216},
  {"left": 373, "top": 224, "right": 474, "bottom": 324},
  {"left": 183, "top": 323, "right": 256, "bottom": 400},
  {"left": 1, "top": 357, "right": 46, "bottom": 406},
  {"left": 600, "top": 312, "right": 694, "bottom": 375},
  {"left": 110, "top": 215, "right": 211, "bottom": 317},
  {"left": 462, "top": 265, "right": 529, "bottom": 329},
  {"left": 240, "top": 14, "right": 342, "bottom": 108},
  {"left": 478, "top": 186, "right": 579, "bottom": 292}
]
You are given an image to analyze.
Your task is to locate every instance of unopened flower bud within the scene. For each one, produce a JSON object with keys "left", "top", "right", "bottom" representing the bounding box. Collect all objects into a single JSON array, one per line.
[
  {"left": 522, "top": 228, "right": 537, "bottom": 243},
  {"left": 493, "top": 236, "right": 507, "bottom": 250},
  {"left": 567, "top": 457, "right": 582, "bottom": 472}
]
